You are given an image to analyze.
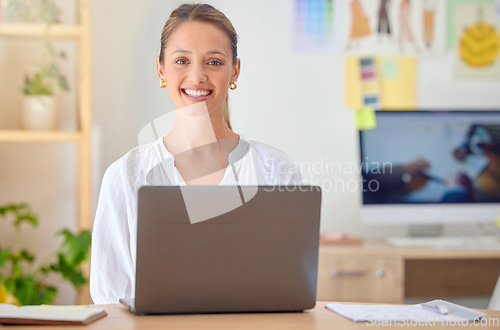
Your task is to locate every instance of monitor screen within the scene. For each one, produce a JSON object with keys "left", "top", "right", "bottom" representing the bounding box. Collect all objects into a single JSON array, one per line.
[{"left": 359, "top": 111, "right": 500, "bottom": 224}]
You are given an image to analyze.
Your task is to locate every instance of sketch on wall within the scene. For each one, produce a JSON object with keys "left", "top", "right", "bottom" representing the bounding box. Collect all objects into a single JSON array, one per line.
[{"left": 343, "top": 0, "right": 446, "bottom": 57}]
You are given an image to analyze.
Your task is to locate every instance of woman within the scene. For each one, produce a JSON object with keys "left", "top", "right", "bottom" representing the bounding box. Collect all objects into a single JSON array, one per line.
[{"left": 90, "top": 4, "right": 302, "bottom": 304}]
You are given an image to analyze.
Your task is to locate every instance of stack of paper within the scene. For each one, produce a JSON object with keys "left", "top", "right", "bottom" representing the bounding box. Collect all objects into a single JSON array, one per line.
[
  {"left": 326, "top": 300, "right": 484, "bottom": 323},
  {"left": 0, "top": 304, "right": 107, "bottom": 325}
]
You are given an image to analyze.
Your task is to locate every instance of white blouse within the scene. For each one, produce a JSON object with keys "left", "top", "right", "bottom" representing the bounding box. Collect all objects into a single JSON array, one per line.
[{"left": 90, "top": 136, "right": 302, "bottom": 304}]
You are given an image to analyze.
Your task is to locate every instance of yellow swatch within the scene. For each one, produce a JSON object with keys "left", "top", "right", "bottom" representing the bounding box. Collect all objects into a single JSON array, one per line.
[{"left": 361, "top": 81, "right": 379, "bottom": 94}]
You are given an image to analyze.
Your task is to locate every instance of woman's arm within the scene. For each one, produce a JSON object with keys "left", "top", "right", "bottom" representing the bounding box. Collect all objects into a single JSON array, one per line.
[{"left": 90, "top": 161, "right": 136, "bottom": 304}]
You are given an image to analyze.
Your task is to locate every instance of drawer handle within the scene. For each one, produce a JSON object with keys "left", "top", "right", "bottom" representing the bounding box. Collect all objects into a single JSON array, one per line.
[{"left": 330, "top": 270, "right": 367, "bottom": 277}]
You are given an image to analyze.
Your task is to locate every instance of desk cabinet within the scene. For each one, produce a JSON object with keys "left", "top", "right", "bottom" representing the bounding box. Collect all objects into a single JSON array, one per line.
[
  {"left": 317, "top": 254, "right": 404, "bottom": 303},
  {"left": 317, "top": 241, "right": 500, "bottom": 304}
]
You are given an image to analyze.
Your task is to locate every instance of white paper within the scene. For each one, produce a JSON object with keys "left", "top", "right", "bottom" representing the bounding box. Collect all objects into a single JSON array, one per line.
[
  {"left": 325, "top": 302, "right": 483, "bottom": 323},
  {"left": 0, "top": 304, "right": 105, "bottom": 322}
]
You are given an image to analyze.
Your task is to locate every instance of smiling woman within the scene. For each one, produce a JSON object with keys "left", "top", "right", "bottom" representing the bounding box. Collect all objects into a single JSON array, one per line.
[{"left": 89, "top": 3, "right": 303, "bottom": 304}]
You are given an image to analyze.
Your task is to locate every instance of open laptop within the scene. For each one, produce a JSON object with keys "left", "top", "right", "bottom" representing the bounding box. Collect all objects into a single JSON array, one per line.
[{"left": 120, "top": 185, "right": 322, "bottom": 314}]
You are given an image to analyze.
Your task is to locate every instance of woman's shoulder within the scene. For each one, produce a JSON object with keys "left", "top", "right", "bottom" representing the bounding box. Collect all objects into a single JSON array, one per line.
[
  {"left": 246, "top": 139, "right": 297, "bottom": 165},
  {"left": 243, "top": 138, "right": 302, "bottom": 184},
  {"left": 103, "top": 139, "right": 167, "bottom": 183}
]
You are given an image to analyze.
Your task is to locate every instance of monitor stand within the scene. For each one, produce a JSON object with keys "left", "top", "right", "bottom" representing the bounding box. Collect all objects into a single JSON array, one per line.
[{"left": 408, "top": 224, "right": 443, "bottom": 237}]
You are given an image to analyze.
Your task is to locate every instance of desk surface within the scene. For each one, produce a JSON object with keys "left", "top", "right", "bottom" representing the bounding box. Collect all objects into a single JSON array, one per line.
[
  {"left": 11, "top": 302, "right": 500, "bottom": 330},
  {"left": 320, "top": 239, "right": 500, "bottom": 259}
]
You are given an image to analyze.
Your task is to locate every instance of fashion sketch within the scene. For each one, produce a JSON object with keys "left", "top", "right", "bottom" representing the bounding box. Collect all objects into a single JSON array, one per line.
[
  {"left": 398, "top": 0, "right": 420, "bottom": 53},
  {"left": 377, "top": 0, "right": 392, "bottom": 42},
  {"left": 423, "top": 0, "right": 437, "bottom": 48},
  {"left": 346, "top": 0, "right": 371, "bottom": 50}
]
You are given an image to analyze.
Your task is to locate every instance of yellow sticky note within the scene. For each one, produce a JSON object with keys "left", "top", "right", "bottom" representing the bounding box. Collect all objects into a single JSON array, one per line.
[
  {"left": 345, "top": 56, "right": 417, "bottom": 110},
  {"left": 345, "top": 56, "right": 363, "bottom": 109},
  {"left": 496, "top": 215, "right": 500, "bottom": 228},
  {"left": 355, "top": 107, "right": 376, "bottom": 130},
  {"left": 376, "top": 56, "right": 417, "bottom": 110}
]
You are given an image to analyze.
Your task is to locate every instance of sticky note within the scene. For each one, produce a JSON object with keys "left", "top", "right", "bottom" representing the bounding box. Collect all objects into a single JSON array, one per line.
[
  {"left": 376, "top": 56, "right": 417, "bottom": 110},
  {"left": 496, "top": 215, "right": 500, "bottom": 228},
  {"left": 345, "top": 56, "right": 417, "bottom": 110},
  {"left": 381, "top": 60, "right": 400, "bottom": 79},
  {"left": 355, "top": 107, "right": 376, "bottom": 130}
]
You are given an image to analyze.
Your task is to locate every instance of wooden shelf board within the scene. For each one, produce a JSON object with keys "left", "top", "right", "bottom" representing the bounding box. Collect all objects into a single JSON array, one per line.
[
  {"left": 0, "top": 130, "right": 83, "bottom": 142},
  {"left": 0, "top": 23, "right": 82, "bottom": 39}
]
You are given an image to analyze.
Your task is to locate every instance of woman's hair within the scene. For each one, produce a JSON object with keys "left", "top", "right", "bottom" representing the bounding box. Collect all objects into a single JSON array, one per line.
[{"left": 159, "top": 4, "right": 238, "bottom": 130}]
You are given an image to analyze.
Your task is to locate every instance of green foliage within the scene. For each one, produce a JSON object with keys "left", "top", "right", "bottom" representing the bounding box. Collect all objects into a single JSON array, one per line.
[
  {"left": 4, "top": 275, "right": 57, "bottom": 306},
  {"left": 5, "top": 0, "right": 70, "bottom": 96},
  {"left": 0, "top": 204, "right": 91, "bottom": 305},
  {"left": 0, "top": 203, "right": 38, "bottom": 229},
  {"left": 22, "top": 63, "right": 69, "bottom": 96},
  {"left": 5, "top": 0, "right": 60, "bottom": 25}
]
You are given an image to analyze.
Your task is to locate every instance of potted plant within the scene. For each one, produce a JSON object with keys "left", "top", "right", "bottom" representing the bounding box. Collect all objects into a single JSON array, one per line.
[
  {"left": 0, "top": 203, "right": 91, "bottom": 305},
  {"left": 5, "top": 0, "right": 70, "bottom": 130},
  {"left": 21, "top": 59, "right": 69, "bottom": 130}
]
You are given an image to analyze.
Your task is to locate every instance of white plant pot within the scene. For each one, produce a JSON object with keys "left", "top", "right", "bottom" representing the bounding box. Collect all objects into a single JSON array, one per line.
[{"left": 21, "top": 95, "right": 59, "bottom": 130}]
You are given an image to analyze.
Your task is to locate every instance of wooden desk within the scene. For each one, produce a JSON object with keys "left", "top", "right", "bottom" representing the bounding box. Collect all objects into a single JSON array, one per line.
[
  {"left": 318, "top": 240, "right": 500, "bottom": 303},
  {"left": 8, "top": 302, "right": 500, "bottom": 329}
]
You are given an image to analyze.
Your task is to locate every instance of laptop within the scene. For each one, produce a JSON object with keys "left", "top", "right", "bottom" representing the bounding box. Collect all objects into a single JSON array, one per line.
[{"left": 120, "top": 185, "right": 322, "bottom": 314}]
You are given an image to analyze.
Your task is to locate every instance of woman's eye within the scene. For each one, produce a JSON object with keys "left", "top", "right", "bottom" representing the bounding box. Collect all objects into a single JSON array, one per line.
[
  {"left": 208, "top": 60, "right": 223, "bottom": 66},
  {"left": 175, "top": 59, "right": 188, "bottom": 64}
]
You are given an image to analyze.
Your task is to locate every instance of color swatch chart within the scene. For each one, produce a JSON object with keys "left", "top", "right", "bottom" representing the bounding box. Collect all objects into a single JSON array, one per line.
[{"left": 293, "top": 0, "right": 336, "bottom": 52}]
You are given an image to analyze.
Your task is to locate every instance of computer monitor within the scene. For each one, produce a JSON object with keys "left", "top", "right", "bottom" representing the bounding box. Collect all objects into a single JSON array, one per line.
[{"left": 359, "top": 110, "right": 500, "bottom": 224}]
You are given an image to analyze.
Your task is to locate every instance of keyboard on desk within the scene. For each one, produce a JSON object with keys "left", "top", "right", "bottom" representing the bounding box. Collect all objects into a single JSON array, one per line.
[{"left": 387, "top": 236, "right": 500, "bottom": 249}]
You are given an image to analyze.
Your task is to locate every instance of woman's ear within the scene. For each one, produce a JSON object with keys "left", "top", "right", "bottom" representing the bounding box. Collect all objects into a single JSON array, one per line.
[
  {"left": 231, "top": 58, "right": 241, "bottom": 83},
  {"left": 156, "top": 56, "right": 166, "bottom": 81}
]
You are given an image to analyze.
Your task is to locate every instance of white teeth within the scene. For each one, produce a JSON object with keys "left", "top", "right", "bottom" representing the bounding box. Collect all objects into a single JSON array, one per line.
[{"left": 184, "top": 89, "right": 210, "bottom": 97}]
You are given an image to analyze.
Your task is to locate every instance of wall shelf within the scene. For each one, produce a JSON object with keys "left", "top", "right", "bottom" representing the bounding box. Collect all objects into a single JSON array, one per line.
[
  {"left": 0, "top": 130, "right": 83, "bottom": 143},
  {"left": 0, "top": 0, "right": 92, "bottom": 304},
  {"left": 0, "top": 23, "right": 82, "bottom": 39}
]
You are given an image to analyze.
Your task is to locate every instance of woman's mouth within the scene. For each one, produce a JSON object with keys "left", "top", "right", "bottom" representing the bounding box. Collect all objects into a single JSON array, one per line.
[{"left": 182, "top": 89, "right": 213, "bottom": 100}]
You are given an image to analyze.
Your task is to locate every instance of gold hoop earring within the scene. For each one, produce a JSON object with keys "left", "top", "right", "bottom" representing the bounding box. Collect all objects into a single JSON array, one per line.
[
  {"left": 229, "top": 82, "right": 237, "bottom": 90},
  {"left": 159, "top": 80, "right": 167, "bottom": 88}
]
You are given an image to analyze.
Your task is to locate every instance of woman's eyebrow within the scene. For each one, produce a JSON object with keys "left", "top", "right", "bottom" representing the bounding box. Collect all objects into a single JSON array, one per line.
[
  {"left": 171, "top": 49, "right": 226, "bottom": 57},
  {"left": 207, "top": 50, "right": 226, "bottom": 57},
  {"left": 172, "top": 49, "right": 191, "bottom": 55}
]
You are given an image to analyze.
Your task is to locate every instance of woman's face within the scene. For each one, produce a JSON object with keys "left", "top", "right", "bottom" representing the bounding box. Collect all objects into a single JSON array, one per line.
[{"left": 157, "top": 21, "right": 240, "bottom": 113}]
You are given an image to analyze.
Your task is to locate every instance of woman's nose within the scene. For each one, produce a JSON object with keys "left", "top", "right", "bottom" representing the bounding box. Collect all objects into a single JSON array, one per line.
[{"left": 188, "top": 63, "right": 207, "bottom": 84}]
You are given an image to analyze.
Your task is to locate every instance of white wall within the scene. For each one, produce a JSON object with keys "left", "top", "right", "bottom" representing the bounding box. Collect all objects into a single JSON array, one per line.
[{"left": 91, "top": 0, "right": 500, "bottom": 238}]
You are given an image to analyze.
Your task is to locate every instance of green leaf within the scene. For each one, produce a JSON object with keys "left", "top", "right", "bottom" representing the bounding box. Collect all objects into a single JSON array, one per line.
[
  {"left": 0, "top": 248, "right": 11, "bottom": 268},
  {"left": 0, "top": 204, "right": 38, "bottom": 228},
  {"left": 19, "top": 250, "right": 35, "bottom": 263},
  {"left": 59, "top": 76, "right": 69, "bottom": 92},
  {"left": 4, "top": 275, "right": 57, "bottom": 305},
  {"left": 57, "top": 255, "right": 86, "bottom": 287},
  {"left": 58, "top": 230, "right": 91, "bottom": 266}
]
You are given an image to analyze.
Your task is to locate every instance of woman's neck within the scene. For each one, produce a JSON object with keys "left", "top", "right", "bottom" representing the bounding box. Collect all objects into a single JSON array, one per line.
[{"left": 164, "top": 103, "right": 238, "bottom": 157}]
